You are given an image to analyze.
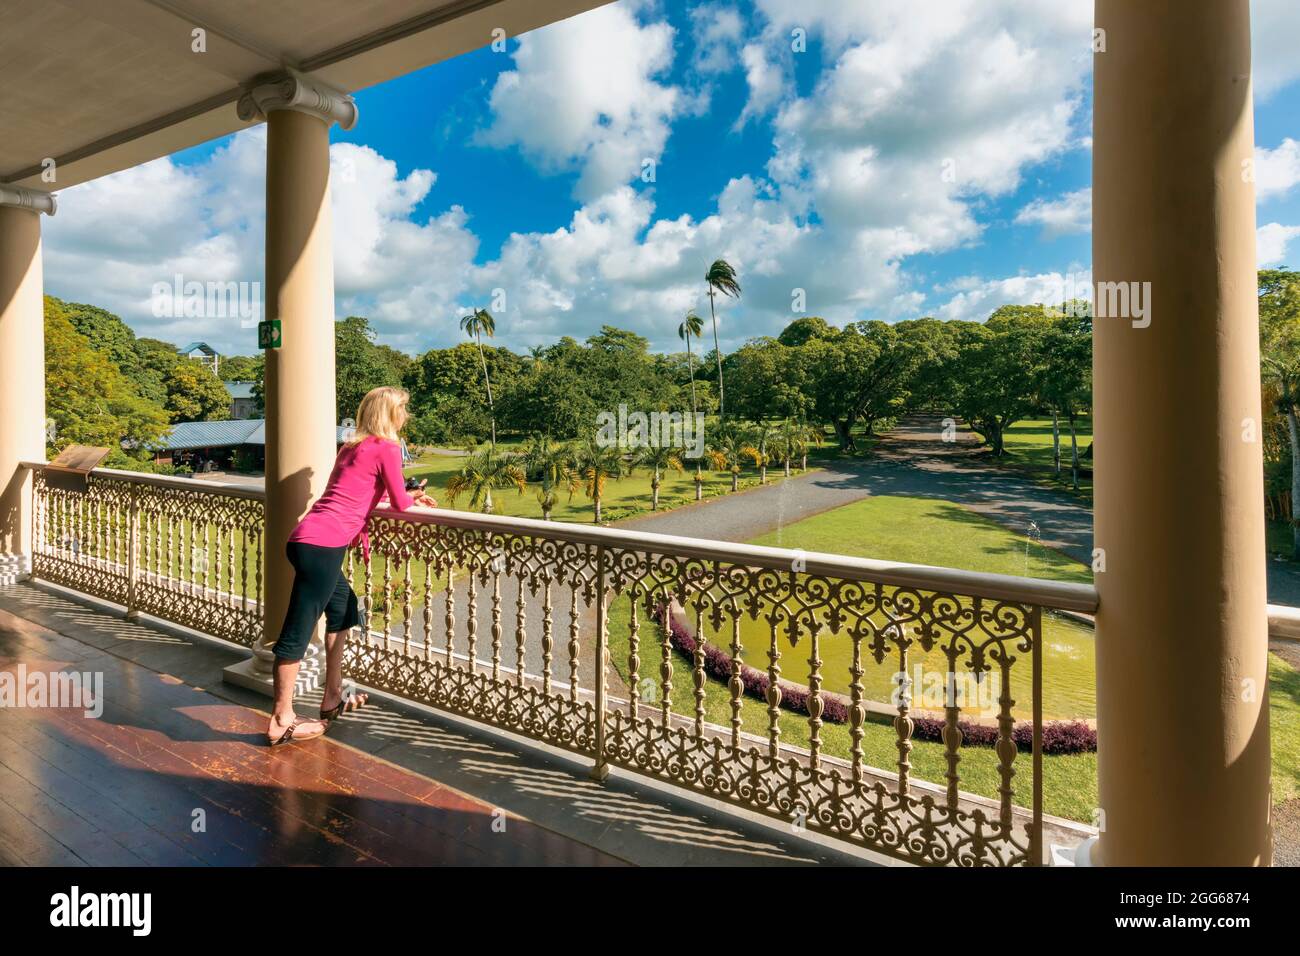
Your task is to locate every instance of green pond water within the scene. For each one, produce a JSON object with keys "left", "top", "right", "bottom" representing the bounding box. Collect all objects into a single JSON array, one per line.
[{"left": 698, "top": 610, "right": 1096, "bottom": 721}]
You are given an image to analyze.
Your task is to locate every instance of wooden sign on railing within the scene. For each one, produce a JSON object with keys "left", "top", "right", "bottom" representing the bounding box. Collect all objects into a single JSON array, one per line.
[{"left": 43, "top": 445, "right": 110, "bottom": 493}]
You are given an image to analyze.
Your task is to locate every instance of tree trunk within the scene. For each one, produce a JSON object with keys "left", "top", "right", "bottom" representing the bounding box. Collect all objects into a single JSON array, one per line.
[
  {"left": 1069, "top": 410, "right": 1080, "bottom": 492},
  {"left": 731, "top": 469, "right": 739, "bottom": 492},
  {"left": 988, "top": 423, "right": 1004, "bottom": 456},
  {"left": 1052, "top": 409, "right": 1061, "bottom": 475},
  {"left": 760, "top": 463, "right": 767, "bottom": 484},
  {"left": 695, "top": 465, "right": 703, "bottom": 500},
  {"left": 476, "top": 329, "right": 497, "bottom": 454},
  {"left": 1288, "top": 408, "right": 1300, "bottom": 559},
  {"left": 686, "top": 336, "right": 698, "bottom": 418},
  {"left": 784, "top": 459, "right": 791, "bottom": 477},
  {"left": 483, "top": 488, "right": 494, "bottom": 514},
  {"left": 708, "top": 288, "right": 725, "bottom": 421},
  {"left": 833, "top": 419, "right": 855, "bottom": 451},
  {"left": 801, "top": 452, "right": 807, "bottom": 470},
  {"left": 652, "top": 468, "right": 660, "bottom": 511},
  {"left": 594, "top": 494, "right": 602, "bottom": 524}
]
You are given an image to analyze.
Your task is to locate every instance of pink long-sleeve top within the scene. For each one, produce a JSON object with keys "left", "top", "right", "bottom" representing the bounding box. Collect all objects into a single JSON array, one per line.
[{"left": 288, "top": 436, "right": 414, "bottom": 561}]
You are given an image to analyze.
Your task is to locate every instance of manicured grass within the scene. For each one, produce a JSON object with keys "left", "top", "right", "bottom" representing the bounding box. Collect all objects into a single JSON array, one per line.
[
  {"left": 604, "top": 492, "right": 1300, "bottom": 823},
  {"left": 740, "top": 495, "right": 1096, "bottom": 719},
  {"left": 1001, "top": 417, "right": 1094, "bottom": 499}
]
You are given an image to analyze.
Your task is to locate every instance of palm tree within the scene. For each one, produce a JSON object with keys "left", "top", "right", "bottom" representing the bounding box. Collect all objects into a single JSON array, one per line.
[
  {"left": 677, "top": 309, "right": 704, "bottom": 418},
  {"left": 796, "top": 421, "right": 822, "bottom": 470},
  {"left": 707, "top": 426, "right": 760, "bottom": 493},
  {"left": 570, "top": 437, "right": 633, "bottom": 523},
  {"left": 751, "top": 421, "right": 780, "bottom": 484},
  {"left": 775, "top": 419, "right": 799, "bottom": 477},
  {"left": 704, "top": 259, "right": 741, "bottom": 421},
  {"left": 459, "top": 307, "right": 498, "bottom": 453},
  {"left": 523, "top": 433, "right": 573, "bottom": 521},
  {"left": 636, "top": 443, "right": 683, "bottom": 511},
  {"left": 445, "top": 450, "right": 526, "bottom": 514}
]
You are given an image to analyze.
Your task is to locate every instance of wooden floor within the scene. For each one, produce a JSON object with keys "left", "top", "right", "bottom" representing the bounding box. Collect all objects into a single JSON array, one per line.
[{"left": 0, "top": 608, "right": 623, "bottom": 866}]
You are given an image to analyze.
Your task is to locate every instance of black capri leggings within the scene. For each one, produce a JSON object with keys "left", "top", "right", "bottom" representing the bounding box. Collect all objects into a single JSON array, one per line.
[{"left": 272, "top": 541, "right": 362, "bottom": 662}]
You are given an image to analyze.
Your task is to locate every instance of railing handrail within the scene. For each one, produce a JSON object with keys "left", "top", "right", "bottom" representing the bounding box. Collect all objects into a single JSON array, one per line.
[
  {"left": 1268, "top": 603, "right": 1300, "bottom": 641},
  {"left": 22, "top": 460, "right": 266, "bottom": 502},
  {"left": 26, "top": 458, "right": 1099, "bottom": 613},
  {"left": 369, "top": 500, "right": 1102, "bottom": 614}
]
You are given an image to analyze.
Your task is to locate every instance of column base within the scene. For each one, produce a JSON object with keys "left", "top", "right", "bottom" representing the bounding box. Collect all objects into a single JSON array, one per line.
[
  {"left": 0, "top": 553, "right": 30, "bottom": 587},
  {"left": 1049, "top": 836, "right": 1098, "bottom": 867},
  {"left": 223, "top": 649, "right": 323, "bottom": 698}
]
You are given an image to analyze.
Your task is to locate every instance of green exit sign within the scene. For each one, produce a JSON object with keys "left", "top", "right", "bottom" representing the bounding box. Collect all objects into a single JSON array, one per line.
[{"left": 257, "top": 320, "right": 282, "bottom": 350}]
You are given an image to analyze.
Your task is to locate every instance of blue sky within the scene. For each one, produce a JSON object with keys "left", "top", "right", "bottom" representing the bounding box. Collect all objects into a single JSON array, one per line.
[{"left": 42, "top": 0, "right": 1300, "bottom": 357}]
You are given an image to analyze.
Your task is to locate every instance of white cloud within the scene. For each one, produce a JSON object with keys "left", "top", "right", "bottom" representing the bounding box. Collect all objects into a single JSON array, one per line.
[
  {"left": 1015, "top": 187, "right": 1091, "bottom": 238},
  {"left": 935, "top": 270, "right": 1088, "bottom": 323},
  {"left": 44, "top": 0, "right": 1124, "bottom": 356},
  {"left": 1252, "top": 0, "right": 1300, "bottom": 101},
  {"left": 43, "top": 129, "right": 478, "bottom": 355},
  {"left": 1259, "top": 222, "right": 1300, "bottom": 267},
  {"left": 691, "top": 5, "right": 745, "bottom": 74},
  {"left": 1256, "top": 139, "right": 1300, "bottom": 202},
  {"left": 478, "top": 3, "right": 681, "bottom": 201}
]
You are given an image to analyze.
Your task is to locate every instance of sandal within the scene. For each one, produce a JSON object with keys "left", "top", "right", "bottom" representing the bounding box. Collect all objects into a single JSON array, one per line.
[
  {"left": 268, "top": 716, "right": 326, "bottom": 747},
  {"left": 320, "top": 689, "right": 369, "bottom": 722}
]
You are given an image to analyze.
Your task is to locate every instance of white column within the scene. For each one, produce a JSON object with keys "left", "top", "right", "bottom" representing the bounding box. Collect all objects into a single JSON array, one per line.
[
  {"left": 224, "top": 72, "right": 356, "bottom": 695},
  {"left": 1092, "top": 0, "right": 1271, "bottom": 865},
  {"left": 0, "top": 186, "right": 56, "bottom": 585}
]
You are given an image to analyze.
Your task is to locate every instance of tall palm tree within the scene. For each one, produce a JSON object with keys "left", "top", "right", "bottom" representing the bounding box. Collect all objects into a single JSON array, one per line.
[
  {"left": 523, "top": 433, "right": 573, "bottom": 521},
  {"left": 459, "top": 307, "right": 498, "bottom": 453},
  {"left": 678, "top": 309, "right": 706, "bottom": 499},
  {"left": 704, "top": 259, "right": 741, "bottom": 421},
  {"left": 707, "top": 425, "right": 760, "bottom": 493},
  {"left": 636, "top": 443, "right": 683, "bottom": 511},
  {"left": 570, "top": 437, "right": 633, "bottom": 524},
  {"left": 677, "top": 309, "right": 704, "bottom": 418},
  {"left": 445, "top": 450, "right": 526, "bottom": 514}
]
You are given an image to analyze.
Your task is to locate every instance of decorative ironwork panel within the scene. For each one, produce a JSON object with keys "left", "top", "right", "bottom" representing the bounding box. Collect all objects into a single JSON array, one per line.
[{"left": 29, "top": 470, "right": 264, "bottom": 646}]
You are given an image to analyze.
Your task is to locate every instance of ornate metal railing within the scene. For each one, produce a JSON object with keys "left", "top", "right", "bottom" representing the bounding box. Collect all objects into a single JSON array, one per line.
[
  {"left": 19, "top": 464, "right": 1110, "bottom": 866},
  {"left": 345, "top": 507, "right": 1098, "bottom": 866},
  {"left": 24, "top": 464, "right": 264, "bottom": 646}
]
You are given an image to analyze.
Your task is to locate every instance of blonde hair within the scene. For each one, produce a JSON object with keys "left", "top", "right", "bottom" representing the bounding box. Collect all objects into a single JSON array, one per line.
[{"left": 348, "top": 386, "right": 409, "bottom": 445}]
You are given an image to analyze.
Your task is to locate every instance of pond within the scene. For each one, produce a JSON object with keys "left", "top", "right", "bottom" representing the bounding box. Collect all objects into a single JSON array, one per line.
[{"left": 697, "top": 608, "right": 1096, "bottom": 722}]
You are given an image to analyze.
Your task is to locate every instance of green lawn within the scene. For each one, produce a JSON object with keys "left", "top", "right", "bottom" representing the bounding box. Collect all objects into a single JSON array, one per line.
[
  {"left": 746, "top": 495, "right": 1095, "bottom": 719},
  {"left": 605, "top": 492, "right": 1300, "bottom": 823},
  {"left": 1000, "top": 417, "right": 1094, "bottom": 499}
]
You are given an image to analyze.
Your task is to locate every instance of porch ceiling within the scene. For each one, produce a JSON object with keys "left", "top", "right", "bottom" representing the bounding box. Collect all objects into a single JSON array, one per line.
[{"left": 0, "top": 0, "right": 611, "bottom": 190}]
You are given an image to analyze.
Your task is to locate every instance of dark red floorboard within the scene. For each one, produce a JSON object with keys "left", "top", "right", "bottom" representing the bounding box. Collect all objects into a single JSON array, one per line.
[{"left": 0, "top": 609, "right": 624, "bottom": 866}]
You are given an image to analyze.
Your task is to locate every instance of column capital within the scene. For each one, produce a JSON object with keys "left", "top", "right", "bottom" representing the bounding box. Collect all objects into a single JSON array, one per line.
[
  {"left": 237, "top": 69, "right": 358, "bottom": 131},
  {"left": 0, "top": 184, "right": 57, "bottom": 216}
]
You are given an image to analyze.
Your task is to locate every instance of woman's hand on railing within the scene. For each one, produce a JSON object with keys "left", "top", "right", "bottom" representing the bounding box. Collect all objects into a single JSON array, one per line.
[{"left": 412, "top": 492, "right": 437, "bottom": 508}]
